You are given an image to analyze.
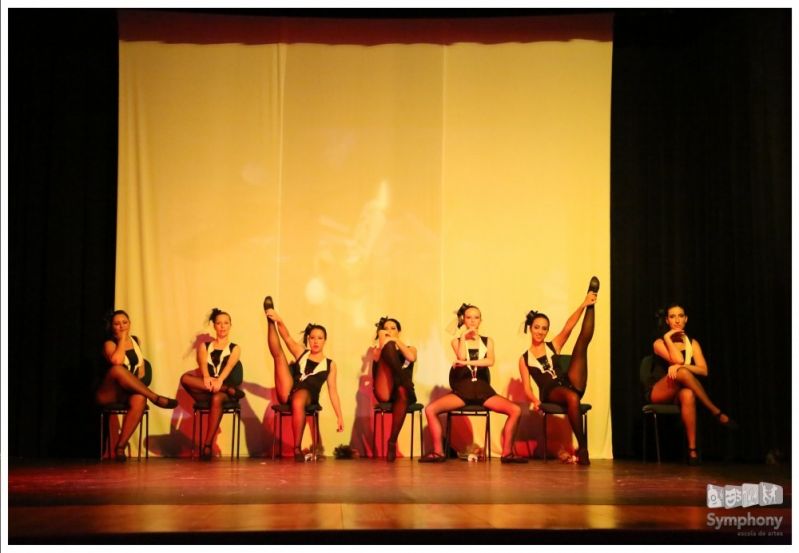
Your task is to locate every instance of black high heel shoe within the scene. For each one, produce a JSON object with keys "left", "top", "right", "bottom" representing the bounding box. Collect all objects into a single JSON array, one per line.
[
  {"left": 294, "top": 448, "right": 306, "bottom": 462},
  {"left": 715, "top": 411, "right": 739, "bottom": 430},
  {"left": 587, "top": 276, "right": 600, "bottom": 294},
  {"left": 687, "top": 448, "right": 701, "bottom": 466},
  {"left": 200, "top": 444, "right": 213, "bottom": 461},
  {"left": 114, "top": 444, "right": 128, "bottom": 462},
  {"left": 386, "top": 440, "right": 397, "bottom": 462},
  {"left": 263, "top": 296, "right": 274, "bottom": 311},
  {"left": 153, "top": 395, "right": 178, "bottom": 409}
]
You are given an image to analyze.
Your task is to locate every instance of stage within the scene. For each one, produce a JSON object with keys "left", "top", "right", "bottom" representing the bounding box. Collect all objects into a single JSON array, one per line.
[{"left": 8, "top": 457, "right": 791, "bottom": 544}]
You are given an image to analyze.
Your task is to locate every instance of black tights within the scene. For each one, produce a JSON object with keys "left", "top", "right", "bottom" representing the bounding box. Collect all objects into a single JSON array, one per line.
[
  {"left": 374, "top": 345, "right": 410, "bottom": 443},
  {"left": 547, "top": 304, "right": 595, "bottom": 450}
]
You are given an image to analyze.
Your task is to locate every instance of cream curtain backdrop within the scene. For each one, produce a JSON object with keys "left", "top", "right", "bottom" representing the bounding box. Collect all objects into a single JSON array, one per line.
[{"left": 117, "top": 20, "right": 612, "bottom": 459}]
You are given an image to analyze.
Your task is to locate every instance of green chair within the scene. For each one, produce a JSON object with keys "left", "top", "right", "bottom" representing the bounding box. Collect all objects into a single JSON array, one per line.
[
  {"left": 191, "top": 361, "right": 244, "bottom": 459},
  {"left": 640, "top": 355, "right": 680, "bottom": 463},
  {"left": 372, "top": 401, "right": 424, "bottom": 459},
  {"left": 537, "top": 354, "right": 592, "bottom": 461},
  {"left": 99, "top": 359, "right": 152, "bottom": 460},
  {"left": 271, "top": 403, "right": 322, "bottom": 460}
]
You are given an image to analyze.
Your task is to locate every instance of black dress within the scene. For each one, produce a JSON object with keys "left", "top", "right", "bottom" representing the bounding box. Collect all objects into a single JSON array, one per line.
[
  {"left": 449, "top": 336, "right": 497, "bottom": 405},
  {"left": 290, "top": 350, "right": 331, "bottom": 405}
]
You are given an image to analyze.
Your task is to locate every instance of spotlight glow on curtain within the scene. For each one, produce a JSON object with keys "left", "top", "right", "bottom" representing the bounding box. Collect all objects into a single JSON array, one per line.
[{"left": 117, "top": 12, "right": 613, "bottom": 459}]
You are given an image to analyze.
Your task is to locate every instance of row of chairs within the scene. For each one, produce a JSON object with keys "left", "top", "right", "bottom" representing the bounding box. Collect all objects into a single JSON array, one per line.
[{"left": 101, "top": 355, "right": 674, "bottom": 462}]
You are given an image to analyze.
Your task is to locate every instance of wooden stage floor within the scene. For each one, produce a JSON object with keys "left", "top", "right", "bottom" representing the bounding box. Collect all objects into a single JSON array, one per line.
[{"left": 8, "top": 457, "right": 791, "bottom": 544}]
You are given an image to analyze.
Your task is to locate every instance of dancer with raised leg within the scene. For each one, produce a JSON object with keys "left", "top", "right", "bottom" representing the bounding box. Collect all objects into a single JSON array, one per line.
[
  {"left": 518, "top": 277, "right": 599, "bottom": 465},
  {"left": 180, "top": 308, "right": 244, "bottom": 460},
  {"left": 420, "top": 304, "right": 526, "bottom": 464},
  {"left": 646, "top": 303, "right": 738, "bottom": 465},
  {"left": 97, "top": 310, "right": 178, "bottom": 461},
  {"left": 371, "top": 316, "right": 417, "bottom": 462},
  {"left": 264, "top": 296, "right": 344, "bottom": 461}
]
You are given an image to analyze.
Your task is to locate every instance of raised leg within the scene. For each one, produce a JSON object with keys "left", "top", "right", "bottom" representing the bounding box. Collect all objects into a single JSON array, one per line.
[
  {"left": 566, "top": 303, "right": 595, "bottom": 393},
  {"left": 267, "top": 316, "right": 294, "bottom": 404}
]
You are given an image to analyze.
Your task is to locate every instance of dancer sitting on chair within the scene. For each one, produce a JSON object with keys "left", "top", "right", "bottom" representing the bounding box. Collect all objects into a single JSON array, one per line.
[
  {"left": 646, "top": 302, "right": 738, "bottom": 465},
  {"left": 371, "top": 316, "right": 417, "bottom": 462},
  {"left": 97, "top": 310, "right": 178, "bottom": 462},
  {"left": 264, "top": 296, "right": 344, "bottom": 461},
  {"left": 420, "top": 303, "right": 526, "bottom": 464},
  {"left": 518, "top": 276, "right": 599, "bottom": 465},
  {"left": 180, "top": 308, "right": 244, "bottom": 460}
]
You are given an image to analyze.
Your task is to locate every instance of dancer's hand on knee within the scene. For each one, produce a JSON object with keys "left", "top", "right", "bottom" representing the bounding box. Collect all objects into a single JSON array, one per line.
[
  {"left": 203, "top": 374, "right": 213, "bottom": 391},
  {"left": 667, "top": 364, "right": 681, "bottom": 380}
]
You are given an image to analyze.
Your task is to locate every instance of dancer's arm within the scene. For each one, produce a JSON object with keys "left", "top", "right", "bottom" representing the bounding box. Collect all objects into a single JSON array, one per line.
[
  {"left": 551, "top": 292, "right": 596, "bottom": 352},
  {"left": 196, "top": 343, "right": 213, "bottom": 391},
  {"left": 132, "top": 336, "right": 145, "bottom": 379},
  {"left": 518, "top": 356, "right": 541, "bottom": 411},
  {"left": 654, "top": 334, "right": 708, "bottom": 378},
  {"left": 103, "top": 328, "right": 130, "bottom": 366},
  {"left": 327, "top": 361, "right": 345, "bottom": 432},
  {"left": 267, "top": 310, "right": 305, "bottom": 359},
  {"left": 451, "top": 333, "right": 494, "bottom": 367},
  {"left": 213, "top": 344, "right": 241, "bottom": 388},
  {"left": 384, "top": 335, "right": 417, "bottom": 363}
]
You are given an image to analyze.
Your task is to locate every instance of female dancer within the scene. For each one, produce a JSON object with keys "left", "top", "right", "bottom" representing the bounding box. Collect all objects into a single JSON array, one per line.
[
  {"left": 646, "top": 303, "right": 737, "bottom": 464},
  {"left": 97, "top": 310, "right": 178, "bottom": 461},
  {"left": 263, "top": 296, "right": 344, "bottom": 461},
  {"left": 518, "top": 276, "right": 599, "bottom": 465},
  {"left": 180, "top": 308, "right": 244, "bottom": 460},
  {"left": 420, "top": 303, "right": 526, "bottom": 463},
  {"left": 371, "top": 316, "right": 417, "bottom": 462}
]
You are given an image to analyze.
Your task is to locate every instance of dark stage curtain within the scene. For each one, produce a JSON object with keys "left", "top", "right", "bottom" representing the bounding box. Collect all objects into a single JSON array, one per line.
[
  {"left": 610, "top": 9, "right": 790, "bottom": 462},
  {"left": 9, "top": 9, "right": 119, "bottom": 457}
]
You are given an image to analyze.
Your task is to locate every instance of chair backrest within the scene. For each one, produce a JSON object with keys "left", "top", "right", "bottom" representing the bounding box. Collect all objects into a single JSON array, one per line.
[
  {"left": 639, "top": 355, "right": 655, "bottom": 388},
  {"left": 142, "top": 359, "right": 153, "bottom": 386},
  {"left": 228, "top": 360, "right": 244, "bottom": 387},
  {"left": 552, "top": 354, "right": 571, "bottom": 377}
]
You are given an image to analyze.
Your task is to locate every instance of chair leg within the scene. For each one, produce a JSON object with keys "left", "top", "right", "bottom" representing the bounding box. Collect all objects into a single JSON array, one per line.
[
  {"left": 312, "top": 412, "right": 320, "bottom": 461},
  {"left": 583, "top": 411, "right": 589, "bottom": 450},
  {"left": 236, "top": 409, "right": 241, "bottom": 460},
  {"left": 137, "top": 415, "right": 143, "bottom": 461},
  {"left": 486, "top": 413, "right": 491, "bottom": 460},
  {"left": 192, "top": 409, "right": 197, "bottom": 459},
  {"left": 371, "top": 409, "right": 377, "bottom": 459},
  {"left": 642, "top": 414, "right": 647, "bottom": 463},
  {"left": 542, "top": 414, "right": 548, "bottom": 462},
  {"left": 418, "top": 408, "right": 424, "bottom": 458},
  {"left": 277, "top": 412, "right": 283, "bottom": 460},
  {"left": 99, "top": 412, "right": 105, "bottom": 460},
  {"left": 653, "top": 413, "right": 661, "bottom": 464},
  {"left": 410, "top": 410, "right": 415, "bottom": 459},
  {"left": 145, "top": 410, "right": 149, "bottom": 459},
  {"left": 444, "top": 413, "right": 452, "bottom": 458}
]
